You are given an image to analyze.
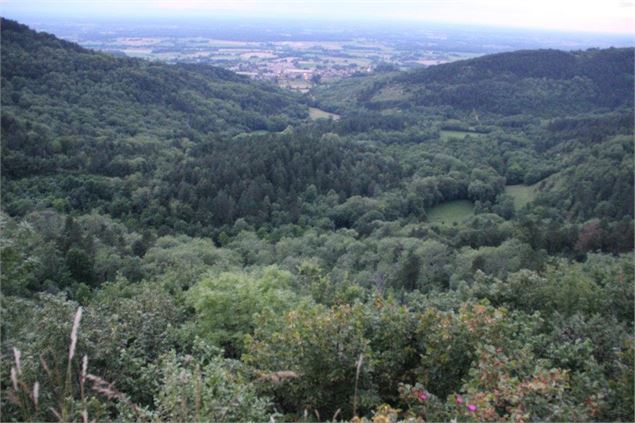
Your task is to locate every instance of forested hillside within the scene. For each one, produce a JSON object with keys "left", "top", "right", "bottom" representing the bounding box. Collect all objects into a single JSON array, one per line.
[
  {"left": 313, "top": 47, "right": 633, "bottom": 114},
  {"left": 1, "top": 18, "right": 306, "bottom": 179},
  {"left": 1, "top": 19, "right": 633, "bottom": 422}
]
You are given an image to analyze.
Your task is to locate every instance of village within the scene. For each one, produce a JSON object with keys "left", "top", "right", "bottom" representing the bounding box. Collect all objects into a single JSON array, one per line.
[{"left": 78, "top": 36, "right": 461, "bottom": 92}]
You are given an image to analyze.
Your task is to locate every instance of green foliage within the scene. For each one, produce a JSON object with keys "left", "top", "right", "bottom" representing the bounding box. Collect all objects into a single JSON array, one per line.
[
  {"left": 0, "top": 301, "right": 135, "bottom": 422},
  {"left": 394, "top": 48, "right": 633, "bottom": 115},
  {"left": 189, "top": 266, "right": 299, "bottom": 355},
  {"left": 154, "top": 344, "right": 271, "bottom": 422},
  {"left": 471, "top": 254, "right": 634, "bottom": 323},
  {"left": 427, "top": 200, "right": 474, "bottom": 225},
  {"left": 504, "top": 183, "right": 538, "bottom": 209},
  {"left": 1, "top": 19, "right": 633, "bottom": 423},
  {"left": 456, "top": 346, "right": 587, "bottom": 422},
  {"left": 141, "top": 235, "right": 241, "bottom": 290},
  {"left": 244, "top": 303, "right": 375, "bottom": 419},
  {"left": 1, "top": 279, "right": 185, "bottom": 411}
]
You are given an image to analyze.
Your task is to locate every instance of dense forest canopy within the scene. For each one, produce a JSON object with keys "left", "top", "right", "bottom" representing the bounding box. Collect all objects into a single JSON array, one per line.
[
  {"left": 313, "top": 47, "right": 633, "bottom": 115},
  {"left": 1, "top": 18, "right": 633, "bottom": 422}
]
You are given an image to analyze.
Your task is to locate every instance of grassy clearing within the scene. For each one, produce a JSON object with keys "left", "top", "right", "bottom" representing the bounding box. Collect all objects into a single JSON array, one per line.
[
  {"left": 284, "top": 80, "right": 312, "bottom": 93},
  {"left": 309, "top": 107, "right": 340, "bottom": 121},
  {"left": 505, "top": 184, "right": 538, "bottom": 208},
  {"left": 232, "top": 130, "right": 276, "bottom": 140},
  {"left": 372, "top": 85, "right": 410, "bottom": 102},
  {"left": 439, "top": 130, "right": 486, "bottom": 140},
  {"left": 427, "top": 200, "right": 474, "bottom": 225}
]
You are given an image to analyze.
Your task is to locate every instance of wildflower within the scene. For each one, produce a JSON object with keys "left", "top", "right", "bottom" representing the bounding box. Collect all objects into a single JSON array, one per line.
[
  {"left": 467, "top": 404, "right": 477, "bottom": 412},
  {"left": 418, "top": 390, "right": 428, "bottom": 401},
  {"left": 456, "top": 394, "right": 463, "bottom": 404}
]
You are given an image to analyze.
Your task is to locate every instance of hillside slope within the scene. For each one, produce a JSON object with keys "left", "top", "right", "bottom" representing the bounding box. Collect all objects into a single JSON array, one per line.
[
  {"left": 1, "top": 19, "right": 633, "bottom": 233},
  {"left": 1, "top": 18, "right": 307, "bottom": 178},
  {"left": 1, "top": 19, "right": 402, "bottom": 231},
  {"left": 314, "top": 48, "right": 634, "bottom": 115},
  {"left": 1, "top": 19, "right": 633, "bottom": 423}
]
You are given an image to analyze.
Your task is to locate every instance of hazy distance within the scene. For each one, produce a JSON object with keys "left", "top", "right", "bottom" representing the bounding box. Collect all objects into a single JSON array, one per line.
[{"left": 2, "top": 0, "right": 634, "bottom": 35}]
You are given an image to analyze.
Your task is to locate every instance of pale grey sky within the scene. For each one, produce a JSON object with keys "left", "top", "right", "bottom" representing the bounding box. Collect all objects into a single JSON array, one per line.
[{"left": 2, "top": 0, "right": 634, "bottom": 34}]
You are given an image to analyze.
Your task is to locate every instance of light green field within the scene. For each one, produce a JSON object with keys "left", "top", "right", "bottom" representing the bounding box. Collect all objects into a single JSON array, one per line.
[
  {"left": 284, "top": 80, "right": 312, "bottom": 92},
  {"left": 308, "top": 107, "right": 340, "bottom": 121},
  {"left": 233, "top": 130, "right": 271, "bottom": 139},
  {"left": 439, "top": 130, "right": 486, "bottom": 140},
  {"left": 505, "top": 184, "right": 538, "bottom": 208},
  {"left": 427, "top": 200, "right": 474, "bottom": 225},
  {"left": 372, "top": 85, "right": 410, "bottom": 102}
]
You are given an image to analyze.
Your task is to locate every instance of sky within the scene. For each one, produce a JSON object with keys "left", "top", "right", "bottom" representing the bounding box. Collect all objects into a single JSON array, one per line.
[{"left": 1, "top": 0, "right": 634, "bottom": 34}]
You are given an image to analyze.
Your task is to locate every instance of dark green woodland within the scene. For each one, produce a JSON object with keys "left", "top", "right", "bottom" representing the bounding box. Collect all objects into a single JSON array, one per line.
[{"left": 1, "top": 18, "right": 633, "bottom": 422}]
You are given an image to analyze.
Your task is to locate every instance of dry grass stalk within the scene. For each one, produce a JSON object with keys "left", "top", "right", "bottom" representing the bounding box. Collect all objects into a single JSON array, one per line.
[
  {"left": 82, "top": 355, "right": 88, "bottom": 379},
  {"left": 86, "top": 374, "right": 118, "bottom": 399},
  {"left": 32, "top": 382, "right": 39, "bottom": 408},
  {"left": 81, "top": 355, "right": 88, "bottom": 398},
  {"left": 64, "top": 306, "right": 83, "bottom": 422},
  {"left": 194, "top": 365, "right": 202, "bottom": 423},
  {"left": 69, "top": 307, "right": 83, "bottom": 362},
  {"left": 86, "top": 373, "right": 143, "bottom": 418},
  {"left": 13, "top": 347, "right": 22, "bottom": 375},
  {"left": 6, "top": 390, "right": 20, "bottom": 406},
  {"left": 353, "top": 353, "right": 363, "bottom": 417},
  {"left": 39, "top": 354, "right": 52, "bottom": 377},
  {"left": 11, "top": 366, "right": 19, "bottom": 391},
  {"left": 257, "top": 370, "right": 299, "bottom": 383},
  {"left": 49, "top": 407, "right": 62, "bottom": 421},
  {"left": 8, "top": 347, "right": 42, "bottom": 420}
]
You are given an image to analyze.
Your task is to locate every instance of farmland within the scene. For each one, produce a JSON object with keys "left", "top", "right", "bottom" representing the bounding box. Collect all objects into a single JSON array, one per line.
[{"left": 85, "top": 37, "right": 466, "bottom": 92}]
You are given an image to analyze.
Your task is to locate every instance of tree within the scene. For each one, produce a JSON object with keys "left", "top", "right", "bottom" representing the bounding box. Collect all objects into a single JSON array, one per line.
[
  {"left": 66, "top": 247, "right": 94, "bottom": 285},
  {"left": 188, "top": 266, "right": 299, "bottom": 356}
]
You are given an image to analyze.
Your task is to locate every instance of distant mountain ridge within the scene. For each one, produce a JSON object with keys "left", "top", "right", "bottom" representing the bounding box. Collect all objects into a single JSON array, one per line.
[{"left": 315, "top": 46, "right": 634, "bottom": 115}]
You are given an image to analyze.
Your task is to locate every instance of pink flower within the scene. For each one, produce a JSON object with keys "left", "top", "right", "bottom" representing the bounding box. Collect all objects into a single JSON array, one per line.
[
  {"left": 456, "top": 395, "right": 464, "bottom": 405},
  {"left": 467, "top": 404, "right": 477, "bottom": 412},
  {"left": 418, "top": 391, "right": 428, "bottom": 401}
]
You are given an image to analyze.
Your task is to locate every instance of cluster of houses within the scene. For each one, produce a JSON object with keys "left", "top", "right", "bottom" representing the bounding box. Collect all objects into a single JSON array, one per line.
[{"left": 232, "top": 57, "right": 373, "bottom": 90}]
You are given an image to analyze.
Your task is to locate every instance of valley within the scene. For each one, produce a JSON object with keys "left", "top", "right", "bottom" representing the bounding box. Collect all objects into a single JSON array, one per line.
[{"left": 1, "top": 17, "right": 633, "bottom": 423}]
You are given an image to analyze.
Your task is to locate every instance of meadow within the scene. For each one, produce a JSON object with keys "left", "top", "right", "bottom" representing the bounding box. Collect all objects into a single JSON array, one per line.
[
  {"left": 504, "top": 184, "right": 539, "bottom": 209},
  {"left": 427, "top": 200, "right": 475, "bottom": 224}
]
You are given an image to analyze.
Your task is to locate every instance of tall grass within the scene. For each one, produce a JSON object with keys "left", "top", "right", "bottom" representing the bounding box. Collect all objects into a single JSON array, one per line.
[{"left": 4, "top": 307, "right": 142, "bottom": 422}]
